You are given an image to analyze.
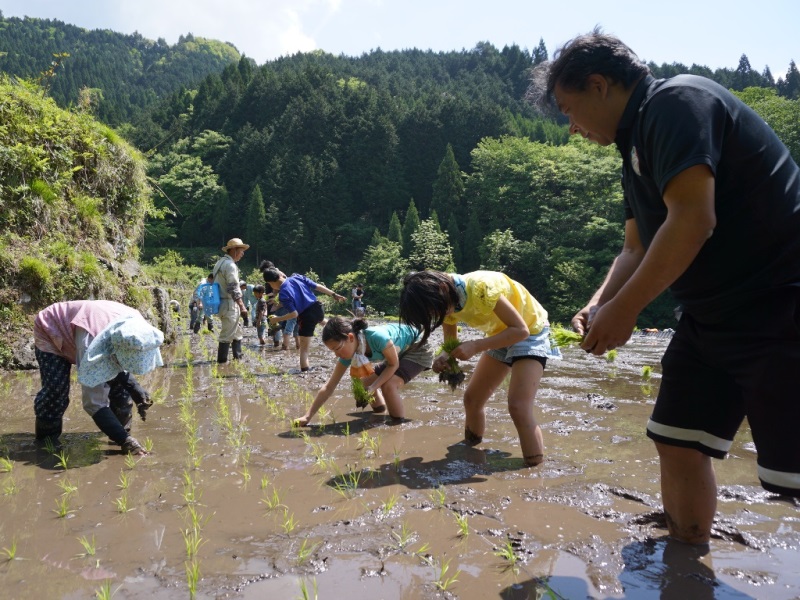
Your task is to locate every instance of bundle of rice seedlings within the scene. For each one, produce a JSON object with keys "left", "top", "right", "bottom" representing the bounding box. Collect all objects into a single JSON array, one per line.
[
  {"left": 438, "top": 338, "right": 466, "bottom": 391},
  {"left": 550, "top": 325, "right": 584, "bottom": 348},
  {"left": 351, "top": 377, "right": 374, "bottom": 409}
]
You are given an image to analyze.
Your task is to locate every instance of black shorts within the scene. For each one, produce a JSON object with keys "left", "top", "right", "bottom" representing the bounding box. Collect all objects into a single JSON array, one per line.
[
  {"left": 646, "top": 287, "right": 800, "bottom": 496},
  {"left": 297, "top": 301, "right": 324, "bottom": 337}
]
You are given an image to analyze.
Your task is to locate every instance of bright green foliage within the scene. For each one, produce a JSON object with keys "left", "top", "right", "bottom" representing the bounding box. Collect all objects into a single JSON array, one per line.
[
  {"left": 387, "top": 212, "right": 403, "bottom": 245},
  {"left": 356, "top": 238, "right": 408, "bottom": 315},
  {"left": 408, "top": 219, "right": 455, "bottom": 272},
  {"left": 734, "top": 87, "right": 800, "bottom": 164}
]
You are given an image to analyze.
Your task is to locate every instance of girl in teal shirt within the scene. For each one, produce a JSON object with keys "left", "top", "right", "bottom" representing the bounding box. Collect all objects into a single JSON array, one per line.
[{"left": 294, "top": 317, "right": 433, "bottom": 425}]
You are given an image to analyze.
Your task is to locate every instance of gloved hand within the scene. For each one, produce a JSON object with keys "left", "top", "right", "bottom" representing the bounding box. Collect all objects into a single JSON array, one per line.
[{"left": 136, "top": 396, "right": 154, "bottom": 421}]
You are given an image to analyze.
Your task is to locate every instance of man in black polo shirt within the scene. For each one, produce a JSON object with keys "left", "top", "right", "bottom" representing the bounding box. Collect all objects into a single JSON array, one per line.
[{"left": 528, "top": 29, "right": 800, "bottom": 545}]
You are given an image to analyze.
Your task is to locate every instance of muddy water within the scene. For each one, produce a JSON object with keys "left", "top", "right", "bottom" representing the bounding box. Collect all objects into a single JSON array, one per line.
[{"left": 0, "top": 323, "right": 798, "bottom": 600}]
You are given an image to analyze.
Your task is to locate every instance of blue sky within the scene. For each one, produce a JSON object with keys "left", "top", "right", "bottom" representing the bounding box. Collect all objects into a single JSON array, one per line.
[{"left": 2, "top": 0, "right": 797, "bottom": 78}]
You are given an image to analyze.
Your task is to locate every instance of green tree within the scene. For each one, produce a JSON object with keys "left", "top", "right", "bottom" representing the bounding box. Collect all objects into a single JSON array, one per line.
[
  {"left": 409, "top": 218, "right": 455, "bottom": 272},
  {"left": 357, "top": 238, "right": 409, "bottom": 314},
  {"left": 430, "top": 143, "right": 464, "bottom": 227},
  {"left": 387, "top": 211, "right": 403, "bottom": 244},
  {"left": 245, "top": 184, "right": 267, "bottom": 263},
  {"left": 735, "top": 87, "right": 800, "bottom": 164},
  {"left": 401, "top": 198, "right": 421, "bottom": 256},
  {"left": 445, "top": 212, "right": 462, "bottom": 270}
]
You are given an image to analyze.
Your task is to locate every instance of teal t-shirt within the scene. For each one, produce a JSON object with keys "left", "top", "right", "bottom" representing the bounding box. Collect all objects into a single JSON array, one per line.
[{"left": 338, "top": 323, "right": 420, "bottom": 366}]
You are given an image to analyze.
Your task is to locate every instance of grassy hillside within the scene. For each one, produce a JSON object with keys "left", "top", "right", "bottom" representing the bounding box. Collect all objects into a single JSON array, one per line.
[{"left": 0, "top": 75, "right": 156, "bottom": 366}]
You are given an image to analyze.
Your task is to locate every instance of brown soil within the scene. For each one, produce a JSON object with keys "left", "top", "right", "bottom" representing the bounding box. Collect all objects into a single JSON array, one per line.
[{"left": 0, "top": 320, "right": 798, "bottom": 599}]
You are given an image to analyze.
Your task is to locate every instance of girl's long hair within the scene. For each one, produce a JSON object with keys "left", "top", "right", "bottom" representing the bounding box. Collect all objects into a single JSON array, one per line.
[{"left": 399, "top": 270, "right": 457, "bottom": 344}]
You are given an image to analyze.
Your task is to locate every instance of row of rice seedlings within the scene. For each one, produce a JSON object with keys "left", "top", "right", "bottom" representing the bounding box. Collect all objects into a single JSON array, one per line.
[
  {"left": 180, "top": 350, "right": 208, "bottom": 599},
  {"left": 53, "top": 468, "right": 80, "bottom": 518},
  {"left": 1, "top": 456, "right": 18, "bottom": 497}
]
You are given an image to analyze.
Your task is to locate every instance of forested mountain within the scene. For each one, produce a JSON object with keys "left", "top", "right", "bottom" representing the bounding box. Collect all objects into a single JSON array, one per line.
[
  {"left": 0, "top": 12, "right": 240, "bottom": 124},
  {"left": 3, "top": 13, "right": 799, "bottom": 327}
]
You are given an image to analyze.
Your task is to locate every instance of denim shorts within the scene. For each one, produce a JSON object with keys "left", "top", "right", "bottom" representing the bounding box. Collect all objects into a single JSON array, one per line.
[{"left": 486, "top": 326, "right": 561, "bottom": 366}]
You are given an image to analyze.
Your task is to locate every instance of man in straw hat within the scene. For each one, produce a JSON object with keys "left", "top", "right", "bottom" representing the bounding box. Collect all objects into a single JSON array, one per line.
[
  {"left": 213, "top": 237, "right": 250, "bottom": 363},
  {"left": 33, "top": 300, "right": 164, "bottom": 455}
]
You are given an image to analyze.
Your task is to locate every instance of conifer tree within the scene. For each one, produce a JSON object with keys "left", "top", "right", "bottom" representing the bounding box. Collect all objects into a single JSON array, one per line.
[
  {"left": 401, "top": 199, "right": 420, "bottom": 256},
  {"left": 446, "top": 212, "right": 462, "bottom": 270},
  {"left": 387, "top": 211, "right": 403, "bottom": 244},
  {"left": 430, "top": 144, "right": 464, "bottom": 227},
  {"left": 245, "top": 184, "right": 267, "bottom": 263}
]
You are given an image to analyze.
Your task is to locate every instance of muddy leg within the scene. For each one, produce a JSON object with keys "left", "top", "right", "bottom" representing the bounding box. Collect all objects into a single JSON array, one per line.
[
  {"left": 656, "top": 442, "right": 717, "bottom": 544},
  {"left": 507, "top": 358, "right": 545, "bottom": 465},
  {"left": 462, "top": 354, "right": 507, "bottom": 445}
]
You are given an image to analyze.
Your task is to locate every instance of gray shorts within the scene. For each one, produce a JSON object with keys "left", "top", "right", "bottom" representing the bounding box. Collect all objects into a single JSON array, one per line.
[{"left": 374, "top": 340, "right": 434, "bottom": 384}]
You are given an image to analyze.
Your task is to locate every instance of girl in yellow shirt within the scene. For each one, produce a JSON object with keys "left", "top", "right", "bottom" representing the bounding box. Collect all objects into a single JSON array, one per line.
[{"left": 399, "top": 270, "right": 559, "bottom": 466}]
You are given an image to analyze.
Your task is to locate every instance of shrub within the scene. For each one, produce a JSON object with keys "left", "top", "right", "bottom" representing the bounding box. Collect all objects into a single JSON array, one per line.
[{"left": 19, "top": 256, "right": 52, "bottom": 294}]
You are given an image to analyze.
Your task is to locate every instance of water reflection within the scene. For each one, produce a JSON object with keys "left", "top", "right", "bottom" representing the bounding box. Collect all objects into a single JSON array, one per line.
[{"left": 617, "top": 537, "right": 756, "bottom": 599}]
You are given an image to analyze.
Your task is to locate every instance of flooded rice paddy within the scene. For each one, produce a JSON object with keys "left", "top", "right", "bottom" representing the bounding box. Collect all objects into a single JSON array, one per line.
[{"left": 0, "top": 320, "right": 798, "bottom": 599}]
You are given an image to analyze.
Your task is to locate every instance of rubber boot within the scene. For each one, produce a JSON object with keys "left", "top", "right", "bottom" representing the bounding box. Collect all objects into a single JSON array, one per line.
[
  {"left": 217, "top": 342, "right": 230, "bottom": 364},
  {"left": 232, "top": 339, "right": 243, "bottom": 360},
  {"left": 35, "top": 417, "right": 62, "bottom": 441},
  {"left": 91, "top": 407, "right": 129, "bottom": 445}
]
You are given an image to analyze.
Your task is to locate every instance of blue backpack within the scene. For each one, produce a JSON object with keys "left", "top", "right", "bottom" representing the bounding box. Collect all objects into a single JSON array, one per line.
[{"left": 196, "top": 282, "right": 221, "bottom": 315}]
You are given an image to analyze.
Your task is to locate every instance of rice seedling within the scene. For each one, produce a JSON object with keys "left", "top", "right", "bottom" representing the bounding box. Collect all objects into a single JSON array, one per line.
[
  {"left": 605, "top": 349, "right": 618, "bottom": 363},
  {"left": 0, "top": 457, "right": 13, "bottom": 473},
  {"left": 53, "top": 450, "right": 69, "bottom": 470},
  {"left": 381, "top": 493, "right": 400, "bottom": 516},
  {"left": 433, "top": 557, "right": 461, "bottom": 592},
  {"left": 351, "top": 376, "right": 374, "bottom": 409},
  {"left": 1, "top": 538, "right": 17, "bottom": 561},
  {"left": 43, "top": 437, "right": 57, "bottom": 454},
  {"left": 550, "top": 325, "right": 584, "bottom": 348},
  {"left": 642, "top": 365, "right": 653, "bottom": 380},
  {"left": 185, "top": 559, "right": 200, "bottom": 599},
  {"left": 392, "top": 521, "right": 416, "bottom": 549},
  {"left": 123, "top": 453, "right": 137, "bottom": 469},
  {"left": 260, "top": 487, "right": 285, "bottom": 512},
  {"left": 438, "top": 338, "right": 465, "bottom": 390},
  {"left": 239, "top": 464, "right": 251, "bottom": 483},
  {"left": 144, "top": 437, "right": 154, "bottom": 453},
  {"left": 3, "top": 478, "right": 19, "bottom": 496},
  {"left": 182, "top": 526, "right": 204, "bottom": 560},
  {"left": 298, "top": 577, "right": 318, "bottom": 600},
  {"left": 94, "top": 580, "right": 118, "bottom": 600},
  {"left": 53, "top": 495, "right": 74, "bottom": 518},
  {"left": 429, "top": 485, "right": 446, "bottom": 508},
  {"left": 260, "top": 475, "right": 270, "bottom": 490},
  {"left": 114, "top": 492, "right": 131, "bottom": 513},
  {"left": 117, "top": 470, "right": 131, "bottom": 490},
  {"left": 77, "top": 534, "right": 97, "bottom": 557},
  {"left": 296, "top": 538, "right": 320, "bottom": 566},
  {"left": 454, "top": 511, "right": 469, "bottom": 538},
  {"left": 393, "top": 447, "right": 401, "bottom": 471},
  {"left": 330, "top": 463, "right": 362, "bottom": 499},
  {"left": 493, "top": 538, "right": 519, "bottom": 572},
  {"left": 281, "top": 509, "right": 298, "bottom": 534}
]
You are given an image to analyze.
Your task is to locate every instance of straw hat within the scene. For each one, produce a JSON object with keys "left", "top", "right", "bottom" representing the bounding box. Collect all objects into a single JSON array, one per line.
[{"left": 222, "top": 238, "right": 250, "bottom": 252}]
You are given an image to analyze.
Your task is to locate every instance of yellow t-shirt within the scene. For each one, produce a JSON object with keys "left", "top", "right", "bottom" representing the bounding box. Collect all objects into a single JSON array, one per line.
[{"left": 443, "top": 271, "right": 548, "bottom": 337}]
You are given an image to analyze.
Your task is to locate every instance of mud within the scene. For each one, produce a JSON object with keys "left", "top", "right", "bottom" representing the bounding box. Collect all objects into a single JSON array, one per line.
[{"left": 0, "top": 321, "right": 798, "bottom": 599}]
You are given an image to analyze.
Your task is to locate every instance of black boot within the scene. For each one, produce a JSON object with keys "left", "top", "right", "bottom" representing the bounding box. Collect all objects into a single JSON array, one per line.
[
  {"left": 232, "top": 339, "right": 243, "bottom": 360},
  {"left": 91, "top": 407, "right": 129, "bottom": 445},
  {"left": 217, "top": 342, "right": 230, "bottom": 364},
  {"left": 35, "top": 417, "right": 62, "bottom": 441}
]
